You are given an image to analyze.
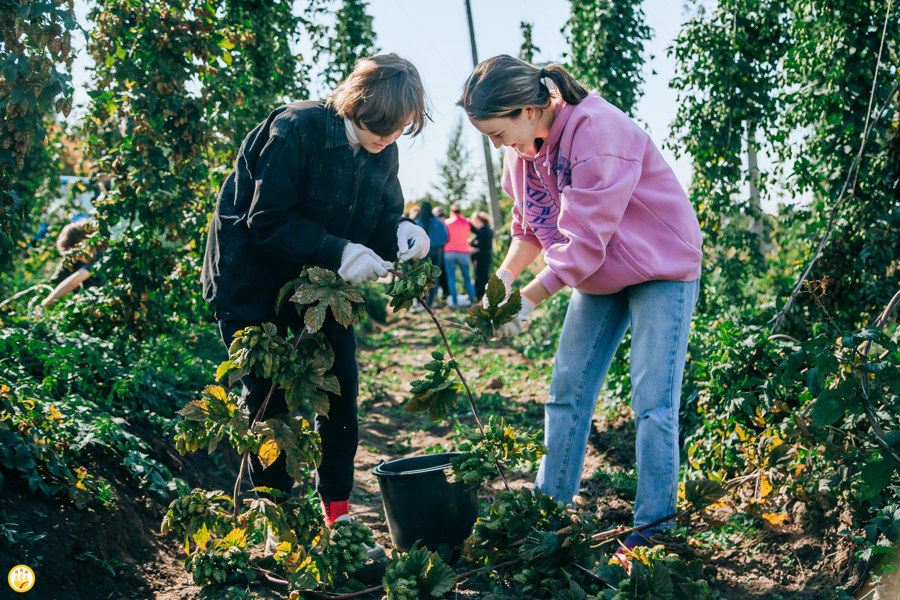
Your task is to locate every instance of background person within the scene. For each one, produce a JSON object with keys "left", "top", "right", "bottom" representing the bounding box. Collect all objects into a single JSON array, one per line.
[
  {"left": 458, "top": 55, "right": 702, "bottom": 558},
  {"left": 442, "top": 203, "right": 477, "bottom": 308},
  {"left": 201, "top": 54, "right": 430, "bottom": 556},
  {"left": 42, "top": 219, "right": 101, "bottom": 307},
  {"left": 415, "top": 200, "right": 448, "bottom": 310},
  {"left": 469, "top": 210, "right": 493, "bottom": 301}
]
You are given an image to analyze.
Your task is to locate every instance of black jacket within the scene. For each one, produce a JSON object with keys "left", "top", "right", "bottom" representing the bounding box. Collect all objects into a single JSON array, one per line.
[{"left": 202, "top": 101, "right": 405, "bottom": 321}]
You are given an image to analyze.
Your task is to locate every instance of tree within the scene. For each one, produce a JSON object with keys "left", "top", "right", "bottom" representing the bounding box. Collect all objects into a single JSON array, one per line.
[
  {"left": 315, "top": 0, "right": 378, "bottom": 89},
  {"left": 563, "top": 0, "right": 652, "bottom": 116},
  {"left": 78, "top": 0, "right": 225, "bottom": 338},
  {"left": 669, "top": 0, "right": 789, "bottom": 312},
  {"left": 0, "top": 1, "right": 77, "bottom": 275},
  {"left": 205, "top": 0, "right": 311, "bottom": 158},
  {"left": 519, "top": 21, "right": 540, "bottom": 64},
  {"left": 434, "top": 118, "right": 473, "bottom": 208},
  {"left": 774, "top": 0, "right": 900, "bottom": 328}
]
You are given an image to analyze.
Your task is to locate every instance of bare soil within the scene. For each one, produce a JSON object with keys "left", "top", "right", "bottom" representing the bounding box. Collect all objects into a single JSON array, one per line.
[{"left": 0, "top": 307, "right": 868, "bottom": 599}]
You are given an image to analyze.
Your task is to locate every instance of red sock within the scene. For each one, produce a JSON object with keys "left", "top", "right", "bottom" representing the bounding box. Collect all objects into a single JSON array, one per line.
[{"left": 322, "top": 499, "right": 349, "bottom": 526}]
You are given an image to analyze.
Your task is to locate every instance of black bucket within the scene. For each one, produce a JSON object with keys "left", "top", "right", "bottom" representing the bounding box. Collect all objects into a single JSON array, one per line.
[{"left": 372, "top": 452, "right": 478, "bottom": 552}]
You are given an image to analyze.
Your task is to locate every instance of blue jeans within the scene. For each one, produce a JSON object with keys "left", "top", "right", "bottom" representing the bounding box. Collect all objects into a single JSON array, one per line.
[
  {"left": 534, "top": 279, "right": 699, "bottom": 530},
  {"left": 444, "top": 251, "right": 476, "bottom": 303}
]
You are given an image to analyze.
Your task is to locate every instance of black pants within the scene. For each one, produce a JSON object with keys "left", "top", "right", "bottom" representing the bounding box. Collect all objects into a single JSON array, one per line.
[
  {"left": 219, "top": 312, "right": 358, "bottom": 502},
  {"left": 473, "top": 250, "right": 492, "bottom": 301}
]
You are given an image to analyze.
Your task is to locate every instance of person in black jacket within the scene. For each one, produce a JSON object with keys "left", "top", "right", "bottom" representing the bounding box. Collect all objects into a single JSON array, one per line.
[
  {"left": 201, "top": 55, "right": 430, "bottom": 549},
  {"left": 469, "top": 211, "right": 493, "bottom": 302}
]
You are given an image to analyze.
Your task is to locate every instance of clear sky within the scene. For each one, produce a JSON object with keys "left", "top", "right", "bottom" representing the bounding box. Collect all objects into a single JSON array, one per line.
[{"left": 69, "top": 1, "right": 694, "bottom": 204}]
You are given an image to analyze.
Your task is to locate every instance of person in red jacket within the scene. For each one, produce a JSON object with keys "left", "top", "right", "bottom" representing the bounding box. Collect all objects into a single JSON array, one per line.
[{"left": 442, "top": 203, "right": 477, "bottom": 307}]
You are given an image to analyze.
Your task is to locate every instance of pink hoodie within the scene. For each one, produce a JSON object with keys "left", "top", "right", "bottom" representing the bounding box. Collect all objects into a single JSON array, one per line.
[{"left": 502, "top": 92, "right": 702, "bottom": 296}]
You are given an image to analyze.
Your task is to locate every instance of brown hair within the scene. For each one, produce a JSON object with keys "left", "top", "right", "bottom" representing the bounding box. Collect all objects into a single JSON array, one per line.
[
  {"left": 326, "top": 53, "right": 428, "bottom": 137},
  {"left": 457, "top": 55, "right": 588, "bottom": 120},
  {"left": 56, "top": 220, "right": 89, "bottom": 254}
]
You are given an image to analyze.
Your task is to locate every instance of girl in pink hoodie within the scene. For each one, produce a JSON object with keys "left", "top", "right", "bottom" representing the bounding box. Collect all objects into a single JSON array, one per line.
[{"left": 458, "top": 55, "right": 702, "bottom": 557}]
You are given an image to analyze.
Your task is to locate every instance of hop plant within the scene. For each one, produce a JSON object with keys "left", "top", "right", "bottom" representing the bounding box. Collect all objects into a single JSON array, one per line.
[
  {"left": 320, "top": 519, "right": 377, "bottom": 575},
  {"left": 405, "top": 350, "right": 461, "bottom": 421},
  {"left": 184, "top": 545, "right": 251, "bottom": 586},
  {"left": 162, "top": 489, "right": 235, "bottom": 551},
  {"left": 385, "top": 259, "right": 441, "bottom": 312},
  {"left": 451, "top": 416, "right": 547, "bottom": 486},
  {"left": 381, "top": 544, "right": 456, "bottom": 600},
  {"left": 216, "top": 323, "right": 293, "bottom": 386}
]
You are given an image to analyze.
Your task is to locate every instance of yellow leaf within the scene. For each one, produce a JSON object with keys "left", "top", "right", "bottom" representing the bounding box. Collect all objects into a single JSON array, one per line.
[
  {"left": 734, "top": 424, "right": 748, "bottom": 442},
  {"left": 222, "top": 51, "right": 233, "bottom": 66},
  {"left": 204, "top": 385, "right": 228, "bottom": 402},
  {"left": 193, "top": 522, "right": 210, "bottom": 549},
  {"left": 763, "top": 512, "right": 789, "bottom": 527},
  {"left": 47, "top": 405, "right": 62, "bottom": 421},
  {"left": 257, "top": 439, "right": 280, "bottom": 467},
  {"left": 760, "top": 474, "right": 773, "bottom": 498},
  {"left": 222, "top": 528, "right": 247, "bottom": 548}
]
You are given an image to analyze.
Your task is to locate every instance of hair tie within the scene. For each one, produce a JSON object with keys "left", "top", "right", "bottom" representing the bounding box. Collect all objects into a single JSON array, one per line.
[{"left": 539, "top": 67, "right": 547, "bottom": 79}]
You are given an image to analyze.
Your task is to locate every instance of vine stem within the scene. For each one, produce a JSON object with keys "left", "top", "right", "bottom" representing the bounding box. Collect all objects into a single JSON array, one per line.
[
  {"left": 232, "top": 326, "right": 311, "bottom": 516},
  {"left": 856, "top": 286, "right": 900, "bottom": 468},
  {"left": 389, "top": 269, "right": 514, "bottom": 491},
  {"left": 588, "top": 472, "right": 757, "bottom": 544}
]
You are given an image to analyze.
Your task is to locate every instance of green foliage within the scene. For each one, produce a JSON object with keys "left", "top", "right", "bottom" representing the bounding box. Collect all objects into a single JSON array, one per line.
[
  {"left": 175, "top": 385, "right": 251, "bottom": 454},
  {"left": 603, "top": 546, "right": 715, "bottom": 600},
  {"left": 466, "top": 488, "right": 579, "bottom": 564},
  {"left": 405, "top": 350, "right": 461, "bottom": 422},
  {"left": 205, "top": 0, "right": 311, "bottom": 159},
  {"left": 287, "top": 266, "right": 368, "bottom": 331},
  {"left": 79, "top": 0, "right": 226, "bottom": 339},
  {"left": 382, "top": 544, "right": 456, "bottom": 600},
  {"left": 313, "top": 0, "right": 378, "bottom": 89},
  {"left": 563, "top": 0, "right": 651, "bottom": 116},
  {"left": 162, "top": 489, "right": 237, "bottom": 552},
  {"left": 321, "top": 519, "right": 376, "bottom": 575},
  {"left": 184, "top": 544, "right": 253, "bottom": 586},
  {"left": 450, "top": 416, "right": 546, "bottom": 486},
  {"left": 434, "top": 118, "right": 473, "bottom": 208},
  {"left": 683, "top": 479, "right": 728, "bottom": 512},
  {"left": 519, "top": 21, "right": 541, "bottom": 63},
  {"left": 465, "top": 274, "right": 521, "bottom": 341},
  {"left": 0, "top": 1, "right": 77, "bottom": 270},
  {"left": 384, "top": 259, "right": 441, "bottom": 312}
]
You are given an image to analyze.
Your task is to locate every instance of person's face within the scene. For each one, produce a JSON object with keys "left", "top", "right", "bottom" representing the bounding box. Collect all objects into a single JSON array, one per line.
[
  {"left": 469, "top": 107, "right": 540, "bottom": 154},
  {"left": 352, "top": 120, "right": 406, "bottom": 154}
]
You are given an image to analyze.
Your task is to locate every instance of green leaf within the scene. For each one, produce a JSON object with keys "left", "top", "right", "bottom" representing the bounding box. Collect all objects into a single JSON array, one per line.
[
  {"left": 683, "top": 478, "right": 726, "bottom": 510},
  {"left": 859, "top": 458, "right": 897, "bottom": 501},
  {"left": 809, "top": 385, "right": 849, "bottom": 428}
]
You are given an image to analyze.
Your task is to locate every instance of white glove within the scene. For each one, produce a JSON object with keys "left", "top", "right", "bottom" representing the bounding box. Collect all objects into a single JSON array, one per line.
[
  {"left": 483, "top": 268, "right": 516, "bottom": 308},
  {"left": 338, "top": 242, "right": 393, "bottom": 285},
  {"left": 493, "top": 295, "right": 536, "bottom": 339},
  {"left": 396, "top": 221, "right": 430, "bottom": 262}
]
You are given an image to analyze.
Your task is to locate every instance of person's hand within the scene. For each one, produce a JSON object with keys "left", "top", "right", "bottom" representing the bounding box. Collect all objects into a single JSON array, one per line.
[
  {"left": 483, "top": 268, "right": 516, "bottom": 308},
  {"left": 396, "top": 221, "right": 430, "bottom": 262},
  {"left": 338, "top": 243, "right": 393, "bottom": 285},
  {"left": 493, "top": 295, "right": 536, "bottom": 339}
]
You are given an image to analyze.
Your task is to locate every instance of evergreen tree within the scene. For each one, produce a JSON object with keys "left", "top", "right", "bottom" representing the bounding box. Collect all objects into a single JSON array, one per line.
[{"left": 434, "top": 118, "right": 472, "bottom": 209}]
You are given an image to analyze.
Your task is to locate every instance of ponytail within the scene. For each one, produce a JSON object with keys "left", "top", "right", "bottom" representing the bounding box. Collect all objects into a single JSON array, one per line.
[
  {"left": 540, "top": 63, "right": 589, "bottom": 107},
  {"left": 457, "top": 55, "right": 588, "bottom": 120}
]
